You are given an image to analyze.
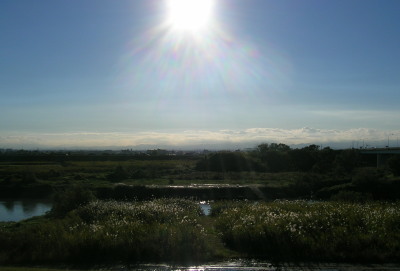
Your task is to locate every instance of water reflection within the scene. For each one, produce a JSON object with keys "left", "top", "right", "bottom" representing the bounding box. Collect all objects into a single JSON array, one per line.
[
  {"left": 199, "top": 201, "right": 211, "bottom": 216},
  {"left": 0, "top": 199, "right": 52, "bottom": 222}
]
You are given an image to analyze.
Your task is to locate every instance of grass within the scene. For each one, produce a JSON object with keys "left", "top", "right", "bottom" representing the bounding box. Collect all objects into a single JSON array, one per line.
[
  {"left": 2, "top": 198, "right": 400, "bottom": 266},
  {"left": 0, "top": 268, "right": 85, "bottom": 271},
  {"left": 2, "top": 154, "right": 400, "bottom": 268},
  {"left": 213, "top": 200, "right": 400, "bottom": 263},
  {"left": 0, "top": 199, "right": 218, "bottom": 265},
  {"left": 0, "top": 159, "right": 307, "bottom": 187}
]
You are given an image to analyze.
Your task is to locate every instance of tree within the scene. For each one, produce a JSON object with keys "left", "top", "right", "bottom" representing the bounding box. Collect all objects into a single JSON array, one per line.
[
  {"left": 107, "top": 165, "right": 130, "bottom": 182},
  {"left": 289, "top": 145, "right": 321, "bottom": 172},
  {"left": 301, "top": 144, "right": 320, "bottom": 152},
  {"left": 289, "top": 149, "right": 315, "bottom": 171},
  {"left": 257, "top": 143, "right": 291, "bottom": 153},
  {"left": 195, "top": 152, "right": 264, "bottom": 172},
  {"left": 333, "top": 149, "right": 360, "bottom": 174},
  {"left": 256, "top": 143, "right": 291, "bottom": 172},
  {"left": 313, "top": 147, "right": 337, "bottom": 173}
]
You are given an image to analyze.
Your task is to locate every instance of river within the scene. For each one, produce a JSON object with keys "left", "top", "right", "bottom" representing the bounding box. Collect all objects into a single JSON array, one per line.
[{"left": 0, "top": 199, "right": 52, "bottom": 221}]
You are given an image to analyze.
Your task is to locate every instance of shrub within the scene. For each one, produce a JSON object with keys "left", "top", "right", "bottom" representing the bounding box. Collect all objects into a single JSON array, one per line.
[
  {"left": 51, "top": 186, "right": 96, "bottom": 217},
  {"left": 0, "top": 199, "right": 214, "bottom": 265},
  {"left": 107, "top": 165, "right": 129, "bottom": 182},
  {"left": 388, "top": 155, "right": 400, "bottom": 176},
  {"left": 196, "top": 152, "right": 264, "bottom": 172},
  {"left": 214, "top": 201, "right": 400, "bottom": 262},
  {"left": 331, "top": 190, "right": 373, "bottom": 203},
  {"left": 21, "top": 172, "right": 38, "bottom": 184},
  {"left": 352, "top": 167, "right": 384, "bottom": 188}
]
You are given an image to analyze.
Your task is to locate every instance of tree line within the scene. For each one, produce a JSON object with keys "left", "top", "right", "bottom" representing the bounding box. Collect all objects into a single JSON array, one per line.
[{"left": 196, "top": 143, "right": 400, "bottom": 175}]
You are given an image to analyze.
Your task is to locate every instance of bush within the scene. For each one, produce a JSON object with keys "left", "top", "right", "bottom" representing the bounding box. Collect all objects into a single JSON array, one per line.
[
  {"left": 214, "top": 201, "right": 400, "bottom": 262},
  {"left": 196, "top": 152, "right": 264, "bottom": 172},
  {"left": 0, "top": 199, "right": 214, "bottom": 265},
  {"left": 352, "top": 167, "right": 384, "bottom": 188},
  {"left": 388, "top": 155, "right": 400, "bottom": 176},
  {"left": 334, "top": 149, "right": 360, "bottom": 174},
  {"left": 21, "top": 172, "right": 38, "bottom": 184},
  {"left": 107, "top": 165, "right": 130, "bottom": 182},
  {"left": 51, "top": 186, "right": 96, "bottom": 217},
  {"left": 331, "top": 190, "right": 373, "bottom": 203}
]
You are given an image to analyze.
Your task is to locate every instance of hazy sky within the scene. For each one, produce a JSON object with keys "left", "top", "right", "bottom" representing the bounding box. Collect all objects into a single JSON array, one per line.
[{"left": 1, "top": 0, "right": 400, "bottom": 149}]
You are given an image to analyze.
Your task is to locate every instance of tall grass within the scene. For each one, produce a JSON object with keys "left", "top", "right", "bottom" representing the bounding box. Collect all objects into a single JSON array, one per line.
[
  {"left": 213, "top": 200, "right": 400, "bottom": 263},
  {"left": 2, "top": 199, "right": 400, "bottom": 265},
  {"left": 0, "top": 199, "right": 213, "bottom": 265}
]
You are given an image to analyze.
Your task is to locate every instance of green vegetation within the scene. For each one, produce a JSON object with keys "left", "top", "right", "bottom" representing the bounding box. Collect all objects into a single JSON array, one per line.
[
  {"left": 1, "top": 198, "right": 400, "bottom": 266},
  {"left": 195, "top": 152, "right": 265, "bottom": 172},
  {"left": 0, "top": 199, "right": 220, "bottom": 265},
  {"left": 1, "top": 145, "right": 399, "bottom": 200},
  {"left": 213, "top": 200, "right": 400, "bottom": 263},
  {"left": 0, "top": 268, "right": 85, "bottom": 271},
  {"left": 1, "top": 145, "right": 400, "bottom": 267}
]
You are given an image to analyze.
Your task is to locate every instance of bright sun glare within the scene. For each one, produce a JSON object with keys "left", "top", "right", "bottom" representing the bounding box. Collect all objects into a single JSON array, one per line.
[{"left": 166, "top": 0, "right": 214, "bottom": 32}]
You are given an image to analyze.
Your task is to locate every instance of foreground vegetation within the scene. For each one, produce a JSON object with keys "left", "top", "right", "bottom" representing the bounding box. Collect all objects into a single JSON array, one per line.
[
  {"left": 1, "top": 197, "right": 400, "bottom": 266},
  {"left": 0, "top": 268, "right": 87, "bottom": 271},
  {"left": 0, "top": 199, "right": 220, "bottom": 265},
  {"left": 213, "top": 200, "right": 400, "bottom": 263}
]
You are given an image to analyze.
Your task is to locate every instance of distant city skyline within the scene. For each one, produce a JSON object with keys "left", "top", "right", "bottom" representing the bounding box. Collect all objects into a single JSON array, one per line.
[{"left": 1, "top": 0, "right": 400, "bottom": 149}]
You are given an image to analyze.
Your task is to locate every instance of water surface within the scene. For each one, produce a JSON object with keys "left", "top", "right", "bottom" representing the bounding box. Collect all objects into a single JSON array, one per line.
[
  {"left": 0, "top": 199, "right": 52, "bottom": 221},
  {"left": 199, "top": 201, "right": 211, "bottom": 215}
]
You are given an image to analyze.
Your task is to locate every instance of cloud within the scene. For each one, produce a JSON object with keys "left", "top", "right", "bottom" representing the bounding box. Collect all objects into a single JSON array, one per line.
[{"left": 1, "top": 127, "right": 399, "bottom": 150}]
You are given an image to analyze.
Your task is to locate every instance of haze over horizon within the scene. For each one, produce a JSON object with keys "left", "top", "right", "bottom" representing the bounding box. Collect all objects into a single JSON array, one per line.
[{"left": 1, "top": 0, "right": 400, "bottom": 150}]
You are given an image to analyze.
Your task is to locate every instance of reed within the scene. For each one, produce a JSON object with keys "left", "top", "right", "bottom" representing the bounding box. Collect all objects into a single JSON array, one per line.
[
  {"left": 0, "top": 199, "right": 213, "bottom": 265},
  {"left": 213, "top": 200, "right": 400, "bottom": 262}
]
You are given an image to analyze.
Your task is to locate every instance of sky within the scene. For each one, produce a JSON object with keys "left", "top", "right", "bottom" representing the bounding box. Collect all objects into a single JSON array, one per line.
[{"left": 1, "top": 0, "right": 400, "bottom": 150}]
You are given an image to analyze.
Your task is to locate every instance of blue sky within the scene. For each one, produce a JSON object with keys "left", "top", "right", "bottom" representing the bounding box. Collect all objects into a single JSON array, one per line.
[{"left": 1, "top": 0, "right": 400, "bottom": 149}]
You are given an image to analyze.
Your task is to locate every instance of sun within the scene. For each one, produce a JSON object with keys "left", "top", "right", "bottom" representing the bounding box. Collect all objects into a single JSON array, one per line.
[{"left": 166, "top": 0, "right": 214, "bottom": 32}]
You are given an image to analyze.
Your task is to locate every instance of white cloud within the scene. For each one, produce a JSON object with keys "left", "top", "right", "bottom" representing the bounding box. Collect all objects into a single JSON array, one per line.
[{"left": 1, "top": 127, "right": 399, "bottom": 150}]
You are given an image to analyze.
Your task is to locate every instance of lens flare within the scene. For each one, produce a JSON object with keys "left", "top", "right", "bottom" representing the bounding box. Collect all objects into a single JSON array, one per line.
[{"left": 118, "top": 0, "right": 291, "bottom": 119}]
